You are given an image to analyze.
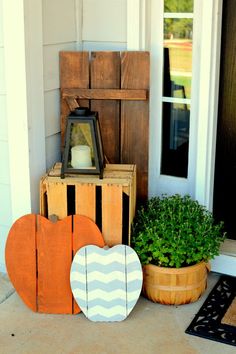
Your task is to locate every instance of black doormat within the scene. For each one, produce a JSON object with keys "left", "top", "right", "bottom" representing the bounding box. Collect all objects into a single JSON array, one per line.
[{"left": 185, "top": 275, "right": 236, "bottom": 347}]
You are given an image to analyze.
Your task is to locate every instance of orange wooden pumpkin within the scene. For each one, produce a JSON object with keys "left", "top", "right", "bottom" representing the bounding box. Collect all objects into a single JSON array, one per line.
[{"left": 5, "top": 214, "right": 104, "bottom": 314}]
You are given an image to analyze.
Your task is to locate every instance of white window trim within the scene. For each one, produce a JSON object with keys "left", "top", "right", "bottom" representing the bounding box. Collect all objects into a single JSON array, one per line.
[{"left": 127, "top": 0, "right": 236, "bottom": 276}]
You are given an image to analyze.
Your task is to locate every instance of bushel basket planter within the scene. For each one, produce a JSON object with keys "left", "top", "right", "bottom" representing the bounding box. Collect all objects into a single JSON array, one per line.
[{"left": 142, "top": 261, "right": 209, "bottom": 305}]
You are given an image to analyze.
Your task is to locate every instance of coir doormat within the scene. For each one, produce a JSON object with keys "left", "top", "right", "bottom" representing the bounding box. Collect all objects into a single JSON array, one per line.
[{"left": 185, "top": 275, "right": 236, "bottom": 347}]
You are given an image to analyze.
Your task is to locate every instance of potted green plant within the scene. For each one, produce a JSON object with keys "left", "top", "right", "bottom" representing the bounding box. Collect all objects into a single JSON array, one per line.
[{"left": 131, "top": 194, "right": 226, "bottom": 305}]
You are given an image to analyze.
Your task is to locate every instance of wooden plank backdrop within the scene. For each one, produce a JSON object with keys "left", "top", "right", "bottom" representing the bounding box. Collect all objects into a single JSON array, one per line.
[{"left": 60, "top": 51, "right": 149, "bottom": 202}]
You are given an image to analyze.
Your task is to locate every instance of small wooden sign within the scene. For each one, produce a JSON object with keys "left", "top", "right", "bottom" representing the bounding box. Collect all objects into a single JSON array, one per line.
[
  {"left": 70, "top": 244, "right": 143, "bottom": 322},
  {"left": 5, "top": 214, "right": 105, "bottom": 314}
]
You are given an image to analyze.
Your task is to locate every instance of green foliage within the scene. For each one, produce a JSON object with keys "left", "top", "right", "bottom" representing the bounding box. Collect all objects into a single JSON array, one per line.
[{"left": 131, "top": 195, "right": 226, "bottom": 268}]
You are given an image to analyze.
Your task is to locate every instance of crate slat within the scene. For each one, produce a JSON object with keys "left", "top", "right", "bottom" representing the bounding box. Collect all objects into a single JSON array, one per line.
[
  {"left": 46, "top": 182, "right": 67, "bottom": 219},
  {"left": 75, "top": 184, "right": 96, "bottom": 222},
  {"left": 102, "top": 184, "right": 123, "bottom": 246}
]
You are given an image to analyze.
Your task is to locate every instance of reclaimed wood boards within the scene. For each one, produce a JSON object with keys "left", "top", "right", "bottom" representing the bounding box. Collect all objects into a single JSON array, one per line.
[
  {"left": 5, "top": 214, "right": 105, "bottom": 314},
  {"left": 60, "top": 51, "right": 149, "bottom": 201}
]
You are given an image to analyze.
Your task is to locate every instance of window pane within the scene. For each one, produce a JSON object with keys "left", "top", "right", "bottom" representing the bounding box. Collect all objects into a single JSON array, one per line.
[
  {"left": 164, "top": 0, "right": 193, "bottom": 13},
  {"left": 163, "top": 18, "right": 193, "bottom": 98},
  {"left": 161, "top": 102, "right": 190, "bottom": 177}
]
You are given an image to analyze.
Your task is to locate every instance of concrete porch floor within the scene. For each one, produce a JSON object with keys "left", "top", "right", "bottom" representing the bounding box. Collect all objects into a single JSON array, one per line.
[{"left": 0, "top": 272, "right": 235, "bottom": 354}]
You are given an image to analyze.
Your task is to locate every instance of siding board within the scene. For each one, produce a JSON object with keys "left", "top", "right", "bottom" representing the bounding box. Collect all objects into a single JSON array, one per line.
[{"left": 82, "top": 0, "right": 127, "bottom": 42}]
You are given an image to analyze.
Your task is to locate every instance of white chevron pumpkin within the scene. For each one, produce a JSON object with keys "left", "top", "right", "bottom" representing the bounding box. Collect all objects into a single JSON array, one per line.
[{"left": 70, "top": 245, "right": 143, "bottom": 322}]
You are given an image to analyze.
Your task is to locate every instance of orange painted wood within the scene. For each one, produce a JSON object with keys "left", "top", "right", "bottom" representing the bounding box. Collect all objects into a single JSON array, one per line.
[
  {"left": 5, "top": 214, "right": 105, "bottom": 314},
  {"left": 72, "top": 214, "right": 105, "bottom": 313},
  {"left": 60, "top": 51, "right": 90, "bottom": 148},
  {"left": 121, "top": 52, "right": 150, "bottom": 202},
  {"left": 90, "top": 52, "right": 121, "bottom": 163},
  {"left": 37, "top": 215, "right": 73, "bottom": 314},
  {"left": 102, "top": 185, "right": 123, "bottom": 246},
  {"left": 5, "top": 214, "right": 37, "bottom": 312},
  {"left": 75, "top": 184, "right": 96, "bottom": 222},
  {"left": 62, "top": 88, "right": 148, "bottom": 100}
]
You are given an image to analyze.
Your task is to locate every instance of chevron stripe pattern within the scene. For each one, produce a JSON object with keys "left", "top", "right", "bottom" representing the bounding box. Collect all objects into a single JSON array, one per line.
[{"left": 70, "top": 245, "right": 143, "bottom": 322}]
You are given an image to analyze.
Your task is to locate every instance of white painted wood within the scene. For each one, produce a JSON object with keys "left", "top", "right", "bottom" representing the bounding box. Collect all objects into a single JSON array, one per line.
[
  {"left": 127, "top": 0, "right": 140, "bottom": 50},
  {"left": 148, "top": 0, "right": 164, "bottom": 198},
  {"left": 42, "top": 0, "right": 77, "bottom": 45},
  {"left": 43, "top": 42, "right": 76, "bottom": 91},
  {"left": 75, "top": 0, "right": 83, "bottom": 50},
  {"left": 0, "top": 141, "right": 10, "bottom": 184},
  {"left": 0, "top": 184, "right": 11, "bottom": 225},
  {"left": 3, "top": 0, "right": 46, "bottom": 218},
  {"left": 0, "top": 95, "right": 7, "bottom": 141},
  {"left": 45, "top": 134, "right": 61, "bottom": 170},
  {"left": 211, "top": 255, "right": 236, "bottom": 276},
  {"left": 3, "top": 0, "right": 31, "bottom": 219},
  {"left": 24, "top": 0, "right": 46, "bottom": 213},
  {"left": 82, "top": 41, "right": 127, "bottom": 51},
  {"left": 0, "top": 0, "right": 3, "bottom": 47},
  {"left": 44, "top": 89, "right": 60, "bottom": 137},
  {"left": 0, "top": 48, "right": 6, "bottom": 94},
  {"left": 0, "top": 225, "right": 10, "bottom": 272},
  {"left": 82, "top": 0, "right": 126, "bottom": 42},
  {"left": 194, "top": 0, "right": 223, "bottom": 210}
]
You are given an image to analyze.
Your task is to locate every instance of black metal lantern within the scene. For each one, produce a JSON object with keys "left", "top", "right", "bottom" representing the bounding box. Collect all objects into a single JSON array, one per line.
[{"left": 61, "top": 107, "right": 105, "bottom": 179}]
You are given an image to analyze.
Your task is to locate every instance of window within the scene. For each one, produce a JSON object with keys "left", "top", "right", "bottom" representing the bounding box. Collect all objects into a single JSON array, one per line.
[{"left": 161, "top": 0, "right": 194, "bottom": 177}]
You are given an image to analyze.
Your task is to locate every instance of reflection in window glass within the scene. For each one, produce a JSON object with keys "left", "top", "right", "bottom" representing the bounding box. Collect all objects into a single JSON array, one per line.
[
  {"left": 164, "top": 0, "right": 193, "bottom": 13},
  {"left": 163, "top": 19, "right": 193, "bottom": 98},
  {"left": 161, "top": 102, "right": 190, "bottom": 177}
]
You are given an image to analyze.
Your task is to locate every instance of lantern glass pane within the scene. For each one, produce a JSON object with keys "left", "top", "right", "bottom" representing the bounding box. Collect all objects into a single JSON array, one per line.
[{"left": 68, "top": 122, "right": 96, "bottom": 169}]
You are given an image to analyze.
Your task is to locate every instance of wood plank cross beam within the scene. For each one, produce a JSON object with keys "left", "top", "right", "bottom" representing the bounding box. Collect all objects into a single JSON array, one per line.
[
  {"left": 60, "top": 51, "right": 150, "bottom": 202},
  {"left": 62, "top": 88, "right": 148, "bottom": 101}
]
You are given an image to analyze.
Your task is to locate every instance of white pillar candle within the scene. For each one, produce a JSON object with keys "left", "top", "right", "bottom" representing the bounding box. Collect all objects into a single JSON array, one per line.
[{"left": 71, "top": 145, "right": 92, "bottom": 168}]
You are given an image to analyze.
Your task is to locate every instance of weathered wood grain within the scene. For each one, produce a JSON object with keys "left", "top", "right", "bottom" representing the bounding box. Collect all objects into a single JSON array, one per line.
[
  {"left": 90, "top": 52, "right": 121, "bottom": 163},
  {"left": 121, "top": 52, "right": 150, "bottom": 202}
]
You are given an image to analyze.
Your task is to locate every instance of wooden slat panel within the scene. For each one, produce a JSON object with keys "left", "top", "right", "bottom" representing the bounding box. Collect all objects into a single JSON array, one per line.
[
  {"left": 90, "top": 51, "right": 120, "bottom": 163},
  {"left": 75, "top": 184, "right": 96, "bottom": 222},
  {"left": 60, "top": 51, "right": 90, "bottom": 148},
  {"left": 121, "top": 52, "right": 150, "bottom": 202},
  {"left": 62, "top": 88, "right": 148, "bottom": 100},
  {"left": 5, "top": 214, "right": 37, "bottom": 312},
  {"left": 72, "top": 215, "right": 105, "bottom": 313},
  {"left": 102, "top": 185, "right": 123, "bottom": 246},
  {"left": 37, "top": 215, "right": 73, "bottom": 314},
  {"left": 60, "top": 51, "right": 89, "bottom": 89},
  {"left": 46, "top": 182, "right": 67, "bottom": 219}
]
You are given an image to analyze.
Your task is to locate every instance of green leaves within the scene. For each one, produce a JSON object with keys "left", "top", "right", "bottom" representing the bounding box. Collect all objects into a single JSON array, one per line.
[{"left": 131, "top": 194, "right": 226, "bottom": 268}]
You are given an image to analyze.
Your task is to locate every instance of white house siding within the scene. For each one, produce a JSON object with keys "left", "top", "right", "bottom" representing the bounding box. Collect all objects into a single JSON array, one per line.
[
  {"left": 42, "top": 0, "right": 79, "bottom": 169},
  {"left": 0, "top": 0, "right": 12, "bottom": 273},
  {"left": 82, "top": 0, "right": 127, "bottom": 50}
]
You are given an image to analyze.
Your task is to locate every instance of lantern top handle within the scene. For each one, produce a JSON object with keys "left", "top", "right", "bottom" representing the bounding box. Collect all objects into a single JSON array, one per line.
[{"left": 73, "top": 107, "right": 90, "bottom": 116}]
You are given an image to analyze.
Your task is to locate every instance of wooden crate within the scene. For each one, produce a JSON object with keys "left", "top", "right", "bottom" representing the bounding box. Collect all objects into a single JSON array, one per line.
[{"left": 40, "top": 163, "right": 136, "bottom": 246}]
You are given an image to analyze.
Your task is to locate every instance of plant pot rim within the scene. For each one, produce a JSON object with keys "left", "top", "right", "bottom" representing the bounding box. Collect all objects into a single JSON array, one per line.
[{"left": 143, "top": 261, "right": 209, "bottom": 274}]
